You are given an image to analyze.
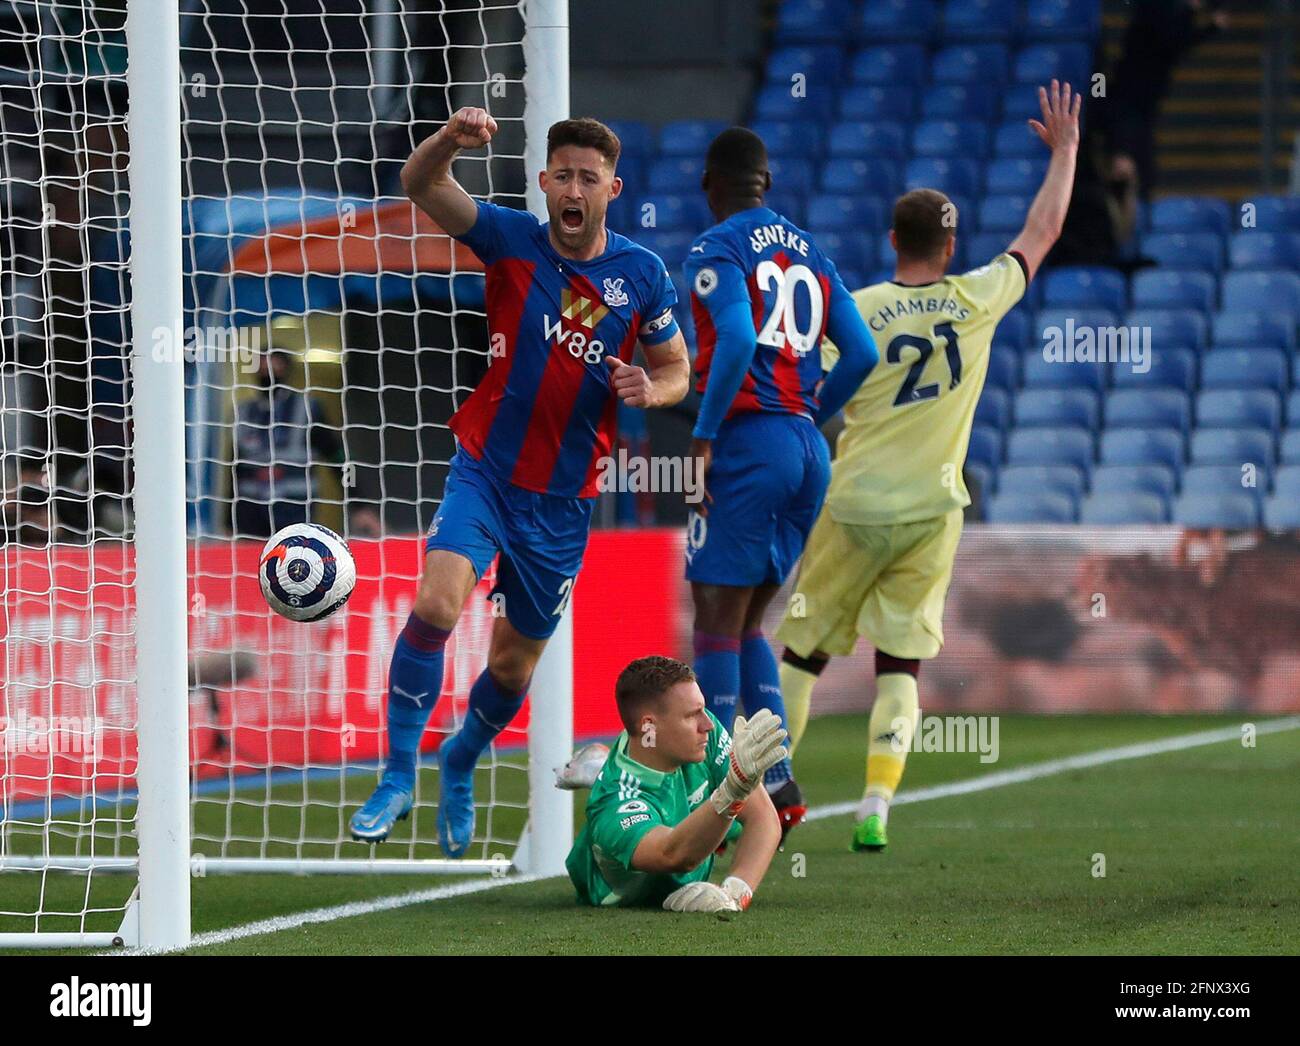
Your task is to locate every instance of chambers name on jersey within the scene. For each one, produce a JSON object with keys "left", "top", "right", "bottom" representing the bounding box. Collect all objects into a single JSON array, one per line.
[{"left": 822, "top": 251, "right": 1028, "bottom": 526}]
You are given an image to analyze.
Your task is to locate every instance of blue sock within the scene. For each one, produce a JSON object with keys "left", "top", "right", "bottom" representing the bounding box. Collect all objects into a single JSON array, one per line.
[
  {"left": 384, "top": 613, "right": 451, "bottom": 789},
  {"left": 444, "top": 669, "right": 529, "bottom": 773},
  {"left": 694, "top": 631, "right": 741, "bottom": 733},
  {"left": 741, "top": 628, "right": 793, "bottom": 788}
]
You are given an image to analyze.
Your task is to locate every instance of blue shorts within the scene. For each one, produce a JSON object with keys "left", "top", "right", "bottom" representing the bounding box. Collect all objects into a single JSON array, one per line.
[
  {"left": 426, "top": 450, "right": 594, "bottom": 639},
  {"left": 685, "top": 412, "right": 831, "bottom": 587}
]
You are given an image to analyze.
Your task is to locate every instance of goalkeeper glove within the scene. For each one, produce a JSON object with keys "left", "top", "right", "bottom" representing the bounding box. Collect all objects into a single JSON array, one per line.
[
  {"left": 663, "top": 881, "right": 740, "bottom": 913},
  {"left": 721, "top": 876, "right": 753, "bottom": 911},
  {"left": 709, "top": 709, "right": 789, "bottom": 817}
]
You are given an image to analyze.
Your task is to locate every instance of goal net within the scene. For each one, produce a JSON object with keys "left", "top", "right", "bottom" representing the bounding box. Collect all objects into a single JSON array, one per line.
[{"left": 1, "top": 0, "right": 571, "bottom": 949}]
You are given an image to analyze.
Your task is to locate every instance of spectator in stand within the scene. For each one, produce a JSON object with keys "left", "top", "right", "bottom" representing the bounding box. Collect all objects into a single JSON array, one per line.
[{"left": 1046, "top": 124, "right": 1140, "bottom": 270}]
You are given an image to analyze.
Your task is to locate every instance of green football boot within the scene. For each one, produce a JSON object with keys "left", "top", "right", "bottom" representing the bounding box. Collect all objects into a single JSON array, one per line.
[{"left": 850, "top": 813, "right": 887, "bottom": 852}]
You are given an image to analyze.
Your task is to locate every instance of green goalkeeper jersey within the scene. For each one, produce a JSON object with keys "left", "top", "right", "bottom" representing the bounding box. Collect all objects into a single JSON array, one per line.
[{"left": 566, "top": 711, "right": 739, "bottom": 908}]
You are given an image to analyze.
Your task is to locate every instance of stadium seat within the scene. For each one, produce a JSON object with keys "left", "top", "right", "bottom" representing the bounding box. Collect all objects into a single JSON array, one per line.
[
  {"left": 1263, "top": 495, "right": 1300, "bottom": 529},
  {"left": 1210, "top": 310, "right": 1295, "bottom": 352},
  {"left": 1042, "top": 266, "right": 1127, "bottom": 311},
  {"left": 1005, "top": 426, "right": 1094, "bottom": 473},
  {"left": 1141, "top": 232, "right": 1224, "bottom": 272},
  {"left": 993, "top": 120, "right": 1041, "bottom": 157},
  {"left": 765, "top": 192, "right": 806, "bottom": 226},
  {"left": 1109, "top": 346, "right": 1197, "bottom": 392},
  {"left": 1012, "top": 43, "right": 1091, "bottom": 86},
  {"left": 1172, "top": 491, "right": 1260, "bottom": 529},
  {"left": 750, "top": 121, "right": 813, "bottom": 158},
  {"left": 1271, "top": 464, "right": 1300, "bottom": 501},
  {"left": 1181, "top": 464, "right": 1267, "bottom": 504},
  {"left": 776, "top": 0, "right": 855, "bottom": 43},
  {"left": 857, "top": 0, "right": 938, "bottom": 43},
  {"left": 755, "top": 83, "right": 835, "bottom": 122},
  {"left": 806, "top": 194, "right": 886, "bottom": 234},
  {"left": 765, "top": 45, "right": 847, "bottom": 87},
  {"left": 1036, "top": 307, "right": 1120, "bottom": 339},
  {"left": 985, "top": 157, "right": 1047, "bottom": 195},
  {"left": 1220, "top": 270, "right": 1300, "bottom": 316},
  {"left": 847, "top": 45, "right": 927, "bottom": 85},
  {"left": 967, "top": 232, "right": 1014, "bottom": 268},
  {"left": 996, "top": 464, "right": 1087, "bottom": 501},
  {"left": 930, "top": 44, "right": 1009, "bottom": 84},
  {"left": 1289, "top": 389, "right": 1300, "bottom": 426},
  {"left": 1189, "top": 428, "right": 1275, "bottom": 468},
  {"left": 1021, "top": 351, "right": 1107, "bottom": 392},
  {"left": 986, "top": 490, "right": 1078, "bottom": 523},
  {"left": 968, "top": 424, "right": 1004, "bottom": 469},
  {"left": 987, "top": 347, "right": 1020, "bottom": 391},
  {"left": 766, "top": 156, "right": 816, "bottom": 196},
  {"left": 1098, "top": 428, "right": 1185, "bottom": 474},
  {"left": 1014, "top": 388, "right": 1099, "bottom": 429},
  {"left": 1149, "top": 196, "right": 1232, "bottom": 236},
  {"left": 975, "top": 387, "right": 1012, "bottom": 430},
  {"left": 1228, "top": 231, "right": 1300, "bottom": 270},
  {"left": 1130, "top": 270, "right": 1217, "bottom": 313},
  {"left": 1249, "top": 195, "right": 1300, "bottom": 232},
  {"left": 1279, "top": 429, "right": 1300, "bottom": 464},
  {"left": 941, "top": 0, "right": 1019, "bottom": 42},
  {"left": 921, "top": 83, "right": 998, "bottom": 120},
  {"left": 605, "top": 120, "right": 653, "bottom": 159},
  {"left": 1090, "top": 464, "right": 1178, "bottom": 501},
  {"left": 658, "top": 120, "right": 729, "bottom": 157},
  {"left": 1024, "top": 0, "right": 1100, "bottom": 41},
  {"left": 820, "top": 157, "right": 901, "bottom": 196},
  {"left": 838, "top": 84, "right": 918, "bottom": 121},
  {"left": 638, "top": 230, "right": 694, "bottom": 268},
  {"left": 1125, "top": 308, "right": 1208, "bottom": 352},
  {"left": 978, "top": 194, "right": 1032, "bottom": 232},
  {"left": 1105, "top": 389, "right": 1191, "bottom": 433},
  {"left": 1079, "top": 492, "right": 1168, "bottom": 524},
  {"left": 634, "top": 193, "right": 709, "bottom": 231},
  {"left": 810, "top": 230, "right": 874, "bottom": 275},
  {"left": 904, "top": 157, "right": 982, "bottom": 196},
  {"left": 992, "top": 307, "right": 1031, "bottom": 349},
  {"left": 1001, "top": 91, "right": 1046, "bottom": 123},
  {"left": 828, "top": 120, "right": 907, "bottom": 158},
  {"left": 1197, "top": 389, "right": 1282, "bottom": 430},
  {"left": 646, "top": 157, "right": 701, "bottom": 193},
  {"left": 1199, "top": 349, "right": 1289, "bottom": 393},
  {"left": 912, "top": 120, "right": 989, "bottom": 158}
]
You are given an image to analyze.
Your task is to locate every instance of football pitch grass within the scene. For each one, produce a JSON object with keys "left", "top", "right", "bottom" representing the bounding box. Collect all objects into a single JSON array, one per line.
[{"left": 2, "top": 713, "right": 1298, "bottom": 955}]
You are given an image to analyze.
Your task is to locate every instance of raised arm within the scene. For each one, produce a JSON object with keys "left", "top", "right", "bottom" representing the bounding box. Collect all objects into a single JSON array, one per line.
[
  {"left": 400, "top": 106, "right": 498, "bottom": 237},
  {"left": 1007, "top": 80, "right": 1081, "bottom": 282}
]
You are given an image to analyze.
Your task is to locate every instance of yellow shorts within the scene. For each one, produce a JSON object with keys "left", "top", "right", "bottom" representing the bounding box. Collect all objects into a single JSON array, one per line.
[{"left": 775, "top": 508, "right": 964, "bottom": 661}]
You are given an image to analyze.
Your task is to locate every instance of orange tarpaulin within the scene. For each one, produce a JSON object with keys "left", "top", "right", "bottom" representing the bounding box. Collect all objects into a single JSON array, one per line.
[{"left": 228, "top": 199, "right": 486, "bottom": 277}]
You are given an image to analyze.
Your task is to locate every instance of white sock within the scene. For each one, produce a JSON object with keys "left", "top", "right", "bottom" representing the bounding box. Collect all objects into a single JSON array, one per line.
[{"left": 856, "top": 794, "right": 889, "bottom": 824}]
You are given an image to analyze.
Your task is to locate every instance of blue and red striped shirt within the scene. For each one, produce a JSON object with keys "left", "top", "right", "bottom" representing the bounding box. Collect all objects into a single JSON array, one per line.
[{"left": 452, "top": 201, "right": 680, "bottom": 498}]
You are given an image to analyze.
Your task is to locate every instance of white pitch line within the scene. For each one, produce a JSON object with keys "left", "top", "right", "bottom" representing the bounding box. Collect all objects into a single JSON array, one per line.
[
  {"left": 110, "top": 716, "right": 1300, "bottom": 954},
  {"left": 804, "top": 715, "right": 1300, "bottom": 822}
]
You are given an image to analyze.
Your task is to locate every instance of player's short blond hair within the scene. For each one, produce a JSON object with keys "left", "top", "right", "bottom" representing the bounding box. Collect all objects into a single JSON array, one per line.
[{"left": 892, "top": 188, "right": 957, "bottom": 261}]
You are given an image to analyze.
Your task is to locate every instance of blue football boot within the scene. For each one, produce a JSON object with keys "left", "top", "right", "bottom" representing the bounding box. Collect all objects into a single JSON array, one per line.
[
  {"left": 348, "top": 775, "right": 413, "bottom": 842},
  {"left": 437, "top": 738, "right": 476, "bottom": 858}
]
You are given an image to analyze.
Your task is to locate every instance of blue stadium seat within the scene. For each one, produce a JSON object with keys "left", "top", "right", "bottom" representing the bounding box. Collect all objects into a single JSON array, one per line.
[
  {"left": 754, "top": 83, "right": 835, "bottom": 122},
  {"left": 978, "top": 194, "right": 1032, "bottom": 232},
  {"left": 776, "top": 0, "right": 855, "bottom": 44},
  {"left": 912, "top": 120, "right": 989, "bottom": 158},
  {"left": 765, "top": 192, "right": 806, "bottom": 226},
  {"left": 766, "top": 46, "right": 847, "bottom": 86},
  {"left": 767, "top": 156, "right": 816, "bottom": 196},
  {"left": 987, "top": 346, "right": 1020, "bottom": 391},
  {"left": 1200, "top": 349, "right": 1289, "bottom": 393},
  {"left": 1015, "top": 388, "right": 1099, "bottom": 429},
  {"left": 1079, "top": 492, "right": 1168, "bottom": 524},
  {"left": 985, "top": 157, "right": 1047, "bottom": 195},
  {"left": 996, "top": 464, "right": 1087, "bottom": 500},
  {"left": 646, "top": 157, "right": 701, "bottom": 193},
  {"left": 1090, "top": 464, "right": 1178, "bottom": 501},
  {"left": 942, "top": 0, "right": 1019, "bottom": 42},
  {"left": 1280, "top": 429, "right": 1300, "bottom": 464},
  {"left": 1189, "top": 428, "right": 1275, "bottom": 468},
  {"left": 1220, "top": 270, "right": 1300, "bottom": 316},
  {"left": 1197, "top": 389, "right": 1282, "bottom": 430},
  {"left": 827, "top": 121, "right": 907, "bottom": 158},
  {"left": 605, "top": 120, "right": 653, "bottom": 159},
  {"left": 968, "top": 424, "right": 1004, "bottom": 469},
  {"left": 1130, "top": 270, "right": 1216, "bottom": 313},
  {"left": 975, "top": 387, "right": 1011, "bottom": 430},
  {"left": 658, "top": 120, "right": 729, "bottom": 157},
  {"left": 992, "top": 307, "right": 1031, "bottom": 349},
  {"left": 965, "top": 232, "right": 1013, "bottom": 270},
  {"left": 1249, "top": 195, "right": 1300, "bottom": 232},
  {"left": 1172, "top": 491, "right": 1260, "bottom": 529},
  {"left": 1001, "top": 90, "right": 1047, "bottom": 123},
  {"left": 1099, "top": 428, "right": 1185, "bottom": 474},
  {"left": 750, "top": 121, "right": 811, "bottom": 158},
  {"left": 986, "top": 490, "right": 1078, "bottom": 523},
  {"left": 857, "top": 0, "right": 938, "bottom": 43},
  {"left": 930, "top": 44, "right": 1009, "bottom": 84},
  {"left": 1263, "top": 495, "right": 1300, "bottom": 529},
  {"left": 838, "top": 84, "right": 918, "bottom": 121},
  {"left": 1042, "top": 266, "right": 1127, "bottom": 311},
  {"left": 993, "top": 120, "right": 1041, "bottom": 157},
  {"left": 810, "top": 230, "right": 874, "bottom": 274},
  {"left": 1125, "top": 308, "right": 1208, "bottom": 352},
  {"left": 1149, "top": 197, "right": 1232, "bottom": 236},
  {"left": 1211, "top": 310, "right": 1295, "bottom": 352},
  {"left": 1005, "top": 426, "right": 1094, "bottom": 473},
  {"left": 806, "top": 194, "right": 886, "bottom": 233},
  {"left": 634, "top": 193, "right": 709, "bottom": 232},
  {"left": 847, "top": 45, "right": 928, "bottom": 85},
  {"left": 1024, "top": 0, "right": 1100, "bottom": 41},
  {"left": 1036, "top": 307, "right": 1120, "bottom": 339},
  {"left": 1012, "top": 43, "right": 1091, "bottom": 86},
  {"left": 1181, "top": 464, "right": 1267, "bottom": 505},
  {"left": 921, "top": 83, "right": 998, "bottom": 120},
  {"left": 1141, "top": 232, "right": 1223, "bottom": 272},
  {"left": 639, "top": 230, "right": 695, "bottom": 268},
  {"left": 820, "top": 157, "right": 901, "bottom": 196},
  {"left": 965, "top": 461, "right": 995, "bottom": 499},
  {"left": 1271, "top": 464, "right": 1300, "bottom": 501},
  {"left": 1228, "top": 231, "right": 1300, "bottom": 270},
  {"left": 1106, "top": 389, "right": 1191, "bottom": 433},
  {"left": 1109, "top": 346, "right": 1196, "bottom": 392},
  {"left": 1021, "top": 351, "right": 1107, "bottom": 392},
  {"left": 904, "top": 157, "right": 982, "bottom": 196}
]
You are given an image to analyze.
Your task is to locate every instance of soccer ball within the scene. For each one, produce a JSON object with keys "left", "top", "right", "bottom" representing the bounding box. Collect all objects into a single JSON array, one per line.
[{"left": 258, "top": 523, "right": 357, "bottom": 622}]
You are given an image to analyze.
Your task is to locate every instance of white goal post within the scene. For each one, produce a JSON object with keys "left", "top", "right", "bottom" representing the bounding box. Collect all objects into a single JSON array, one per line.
[{"left": 0, "top": 0, "right": 571, "bottom": 950}]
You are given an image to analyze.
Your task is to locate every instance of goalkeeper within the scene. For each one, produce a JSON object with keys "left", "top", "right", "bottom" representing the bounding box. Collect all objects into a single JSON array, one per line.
[{"left": 566, "top": 656, "right": 786, "bottom": 912}]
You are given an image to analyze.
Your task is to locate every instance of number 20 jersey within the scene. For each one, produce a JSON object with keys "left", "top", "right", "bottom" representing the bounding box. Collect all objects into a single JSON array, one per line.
[
  {"left": 820, "top": 251, "right": 1029, "bottom": 526},
  {"left": 684, "top": 206, "right": 848, "bottom": 423}
]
